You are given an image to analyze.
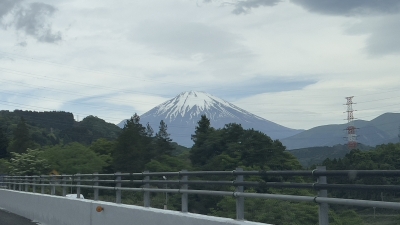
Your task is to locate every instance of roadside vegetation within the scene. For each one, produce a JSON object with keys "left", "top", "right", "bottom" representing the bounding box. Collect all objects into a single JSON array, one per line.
[{"left": 1, "top": 110, "right": 399, "bottom": 224}]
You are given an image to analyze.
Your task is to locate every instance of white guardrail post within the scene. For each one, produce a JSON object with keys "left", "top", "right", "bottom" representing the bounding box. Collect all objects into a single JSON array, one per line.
[
  {"left": 181, "top": 170, "right": 188, "bottom": 213},
  {"left": 25, "top": 175, "right": 28, "bottom": 192},
  {"left": 94, "top": 173, "right": 99, "bottom": 201},
  {"left": 40, "top": 176, "right": 45, "bottom": 194},
  {"left": 51, "top": 176, "right": 56, "bottom": 195},
  {"left": 62, "top": 175, "right": 67, "bottom": 196},
  {"left": 116, "top": 172, "right": 122, "bottom": 204},
  {"left": 32, "top": 177, "right": 36, "bottom": 193},
  {"left": 76, "top": 173, "right": 81, "bottom": 198},
  {"left": 235, "top": 168, "right": 244, "bottom": 220},
  {"left": 143, "top": 171, "right": 150, "bottom": 207},
  {"left": 317, "top": 166, "right": 329, "bottom": 225}
]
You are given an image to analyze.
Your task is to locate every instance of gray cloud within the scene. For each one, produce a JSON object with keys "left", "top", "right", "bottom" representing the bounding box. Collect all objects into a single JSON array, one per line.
[
  {"left": 346, "top": 15, "right": 400, "bottom": 56},
  {"left": 232, "top": 0, "right": 281, "bottom": 14},
  {"left": 0, "top": 0, "right": 22, "bottom": 18},
  {"left": 15, "top": 2, "right": 61, "bottom": 43},
  {"left": 291, "top": 0, "right": 400, "bottom": 16},
  {"left": 367, "top": 18, "right": 400, "bottom": 55},
  {"left": 132, "top": 20, "right": 256, "bottom": 85},
  {"left": 0, "top": 0, "right": 61, "bottom": 43},
  {"left": 200, "top": 0, "right": 281, "bottom": 14},
  {"left": 133, "top": 21, "right": 242, "bottom": 57},
  {"left": 209, "top": 77, "right": 316, "bottom": 99},
  {"left": 17, "top": 41, "right": 27, "bottom": 47},
  {"left": 291, "top": 0, "right": 400, "bottom": 56}
]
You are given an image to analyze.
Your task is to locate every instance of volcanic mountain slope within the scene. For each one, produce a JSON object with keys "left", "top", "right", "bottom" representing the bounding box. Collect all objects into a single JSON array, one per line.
[{"left": 118, "top": 91, "right": 302, "bottom": 147}]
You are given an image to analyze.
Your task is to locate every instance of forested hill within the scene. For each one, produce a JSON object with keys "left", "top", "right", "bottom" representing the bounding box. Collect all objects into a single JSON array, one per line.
[
  {"left": 11, "top": 110, "right": 75, "bottom": 130},
  {"left": 0, "top": 110, "right": 122, "bottom": 149},
  {"left": 59, "top": 115, "right": 122, "bottom": 145},
  {"left": 289, "top": 144, "right": 373, "bottom": 168}
]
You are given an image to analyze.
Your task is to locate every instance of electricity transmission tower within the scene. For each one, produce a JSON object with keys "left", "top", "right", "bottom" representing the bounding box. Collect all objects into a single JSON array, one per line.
[{"left": 345, "top": 97, "right": 357, "bottom": 150}]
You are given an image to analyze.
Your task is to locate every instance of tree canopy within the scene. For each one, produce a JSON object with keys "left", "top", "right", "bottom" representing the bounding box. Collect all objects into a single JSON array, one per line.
[
  {"left": 42, "top": 143, "right": 108, "bottom": 174},
  {"left": 9, "top": 117, "right": 33, "bottom": 153},
  {"left": 7, "top": 149, "right": 51, "bottom": 176},
  {"left": 155, "top": 120, "right": 174, "bottom": 157},
  {"left": 113, "top": 113, "right": 154, "bottom": 172},
  {"left": 0, "top": 128, "right": 9, "bottom": 158},
  {"left": 190, "top": 119, "right": 301, "bottom": 171}
]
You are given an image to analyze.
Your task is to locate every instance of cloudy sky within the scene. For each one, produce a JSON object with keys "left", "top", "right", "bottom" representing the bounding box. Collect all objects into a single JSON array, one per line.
[{"left": 1, "top": 0, "right": 400, "bottom": 130}]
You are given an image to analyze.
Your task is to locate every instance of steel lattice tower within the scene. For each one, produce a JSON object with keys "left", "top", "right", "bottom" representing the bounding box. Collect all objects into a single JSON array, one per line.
[{"left": 345, "top": 96, "right": 357, "bottom": 150}]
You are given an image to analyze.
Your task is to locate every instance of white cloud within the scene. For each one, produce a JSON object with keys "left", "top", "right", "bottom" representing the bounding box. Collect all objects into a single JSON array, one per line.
[{"left": 0, "top": 0, "right": 400, "bottom": 129}]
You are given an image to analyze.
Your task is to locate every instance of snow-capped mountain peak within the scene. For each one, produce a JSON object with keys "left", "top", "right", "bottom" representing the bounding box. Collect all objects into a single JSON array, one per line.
[
  {"left": 118, "top": 91, "right": 302, "bottom": 147},
  {"left": 158, "top": 91, "right": 225, "bottom": 116},
  {"left": 152, "top": 91, "right": 260, "bottom": 121}
]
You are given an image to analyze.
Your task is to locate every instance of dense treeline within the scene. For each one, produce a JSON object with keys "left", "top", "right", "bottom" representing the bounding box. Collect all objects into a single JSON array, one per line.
[
  {"left": 289, "top": 144, "right": 373, "bottom": 168},
  {"left": 0, "top": 110, "right": 122, "bottom": 155},
  {"left": 316, "top": 144, "right": 400, "bottom": 224},
  {"left": 322, "top": 143, "right": 400, "bottom": 200},
  {"left": 323, "top": 143, "right": 400, "bottom": 171},
  {"left": 0, "top": 110, "right": 188, "bottom": 174},
  {"left": 186, "top": 116, "right": 372, "bottom": 224},
  {"left": 12, "top": 110, "right": 75, "bottom": 130},
  {"left": 2, "top": 111, "right": 396, "bottom": 224},
  {"left": 190, "top": 115, "right": 302, "bottom": 171},
  {"left": 59, "top": 115, "right": 121, "bottom": 145}
]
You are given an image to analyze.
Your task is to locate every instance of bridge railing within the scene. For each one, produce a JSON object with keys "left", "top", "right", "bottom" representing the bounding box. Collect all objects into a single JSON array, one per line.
[
  {"left": 0, "top": 174, "right": 5, "bottom": 189},
  {"left": 2, "top": 167, "right": 400, "bottom": 225}
]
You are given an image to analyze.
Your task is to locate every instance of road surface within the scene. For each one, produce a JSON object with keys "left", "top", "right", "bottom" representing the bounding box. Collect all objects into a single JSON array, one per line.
[{"left": 0, "top": 209, "right": 39, "bottom": 225}]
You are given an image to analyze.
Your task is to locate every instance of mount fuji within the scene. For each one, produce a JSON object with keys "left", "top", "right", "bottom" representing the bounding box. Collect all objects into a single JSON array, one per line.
[{"left": 118, "top": 91, "right": 302, "bottom": 147}]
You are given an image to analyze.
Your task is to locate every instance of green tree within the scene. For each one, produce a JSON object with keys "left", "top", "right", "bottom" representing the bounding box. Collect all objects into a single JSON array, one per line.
[
  {"left": 188, "top": 120, "right": 304, "bottom": 216},
  {"left": 190, "top": 115, "right": 215, "bottom": 167},
  {"left": 9, "top": 117, "right": 33, "bottom": 153},
  {"left": 90, "top": 138, "right": 115, "bottom": 155},
  {"left": 191, "top": 115, "right": 211, "bottom": 145},
  {"left": 336, "top": 210, "right": 364, "bottom": 225},
  {"left": 113, "top": 113, "right": 154, "bottom": 172},
  {"left": 42, "top": 143, "right": 108, "bottom": 174},
  {"left": 90, "top": 138, "right": 116, "bottom": 173},
  {"left": 145, "top": 122, "right": 154, "bottom": 137},
  {"left": 211, "top": 195, "right": 363, "bottom": 225},
  {"left": 0, "top": 128, "right": 9, "bottom": 158},
  {"left": 145, "top": 153, "right": 191, "bottom": 172},
  {"left": 0, "top": 159, "right": 9, "bottom": 174},
  {"left": 8, "top": 149, "right": 51, "bottom": 175},
  {"left": 190, "top": 119, "right": 302, "bottom": 171},
  {"left": 323, "top": 143, "right": 400, "bottom": 201},
  {"left": 155, "top": 120, "right": 174, "bottom": 157}
]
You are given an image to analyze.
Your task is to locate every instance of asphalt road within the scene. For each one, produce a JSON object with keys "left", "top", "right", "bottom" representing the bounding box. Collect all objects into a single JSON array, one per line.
[{"left": 0, "top": 209, "right": 39, "bottom": 225}]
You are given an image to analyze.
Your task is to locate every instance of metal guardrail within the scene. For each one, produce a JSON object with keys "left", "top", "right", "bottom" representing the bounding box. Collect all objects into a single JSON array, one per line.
[
  {"left": 1, "top": 167, "right": 400, "bottom": 225},
  {"left": 0, "top": 174, "right": 5, "bottom": 189}
]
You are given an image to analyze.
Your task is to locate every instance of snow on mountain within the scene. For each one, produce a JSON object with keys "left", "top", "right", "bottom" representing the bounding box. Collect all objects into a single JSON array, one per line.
[{"left": 118, "top": 91, "right": 302, "bottom": 147}]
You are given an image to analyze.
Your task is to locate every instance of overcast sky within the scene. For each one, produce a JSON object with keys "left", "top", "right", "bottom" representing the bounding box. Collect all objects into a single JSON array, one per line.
[{"left": 1, "top": 0, "right": 400, "bottom": 130}]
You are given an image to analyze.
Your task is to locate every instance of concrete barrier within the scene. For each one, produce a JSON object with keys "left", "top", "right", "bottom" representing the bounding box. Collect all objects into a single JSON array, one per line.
[
  {"left": 0, "top": 189, "right": 91, "bottom": 225},
  {"left": 0, "top": 189, "right": 270, "bottom": 225}
]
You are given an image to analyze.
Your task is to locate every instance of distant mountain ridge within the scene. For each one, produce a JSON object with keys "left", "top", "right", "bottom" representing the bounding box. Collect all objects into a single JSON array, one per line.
[
  {"left": 118, "top": 91, "right": 303, "bottom": 147},
  {"left": 281, "top": 113, "right": 400, "bottom": 150}
]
